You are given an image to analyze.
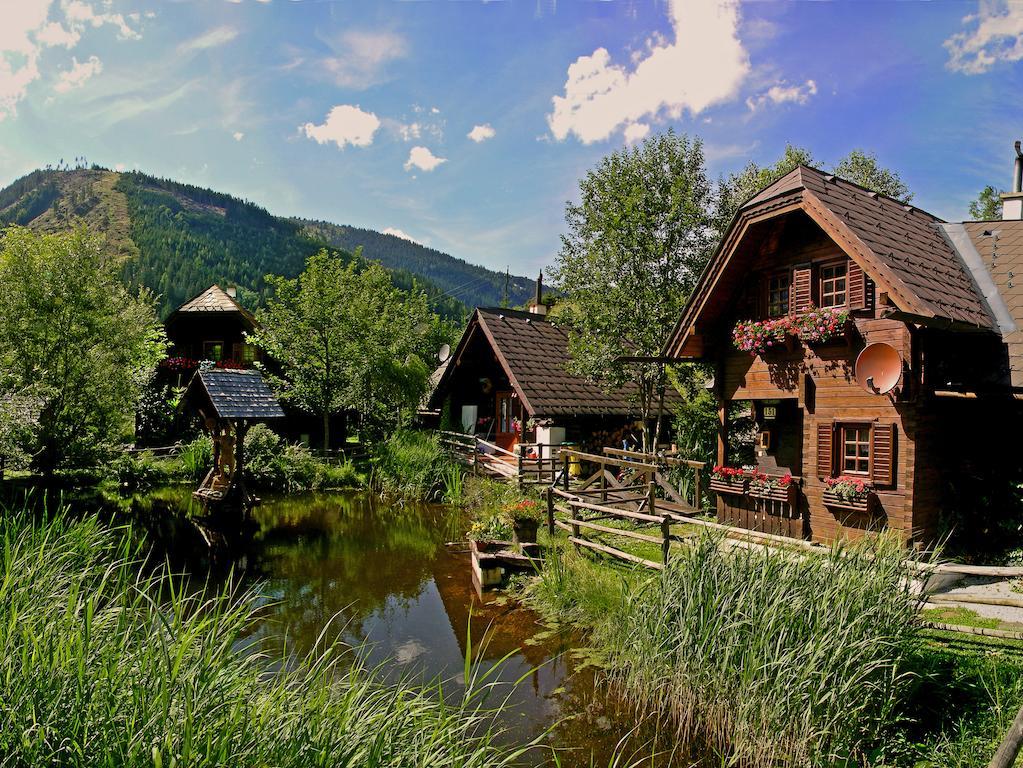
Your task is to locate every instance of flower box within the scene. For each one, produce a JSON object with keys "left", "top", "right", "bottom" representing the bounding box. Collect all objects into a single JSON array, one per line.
[
  {"left": 749, "top": 482, "right": 798, "bottom": 505},
  {"left": 822, "top": 488, "right": 875, "bottom": 513},
  {"left": 709, "top": 476, "right": 748, "bottom": 496}
]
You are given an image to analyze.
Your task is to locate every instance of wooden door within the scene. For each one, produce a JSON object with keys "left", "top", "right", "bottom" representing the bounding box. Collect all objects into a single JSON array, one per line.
[{"left": 495, "top": 391, "right": 521, "bottom": 454}]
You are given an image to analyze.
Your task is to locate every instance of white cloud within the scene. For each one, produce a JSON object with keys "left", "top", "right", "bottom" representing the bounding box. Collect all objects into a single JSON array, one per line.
[
  {"left": 62, "top": 0, "right": 140, "bottom": 40},
  {"left": 302, "top": 104, "right": 380, "bottom": 149},
  {"left": 399, "top": 122, "right": 421, "bottom": 141},
  {"left": 233, "top": 131, "right": 244, "bottom": 141},
  {"left": 547, "top": 0, "right": 749, "bottom": 143},
  {"left": 945, "top": 1, "right": 1023, "bottom": 74},
  {"left": 0, "top": 0, "right": 140, "bottom": 121},
  {"left": 382, "top": 227, "right": 422, "bottom": 244},
  {"left": 467, "top": 123, "right": 495, "bottom": 143},
  {"left": 623, "top": 122, "right": 650, "bottom": 144},
  {"left": 54, "top": 54, "right": 101, "bottom": 93},
  {"left": 319, "top": 30, "right": 407, "bottom": 89},
  {"left": 404, "top": 146, "right": 446, "bottom": 172},
  {"left": 178, "top": 25, "right": 238, "bottom": 53},
  {"left": 745, "top": 78, "right": 817, "bottom": 111}
]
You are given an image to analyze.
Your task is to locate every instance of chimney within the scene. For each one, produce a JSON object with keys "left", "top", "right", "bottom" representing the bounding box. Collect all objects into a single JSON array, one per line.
[
  {"left": 226, "top": 284, "right": 238, "bottom": 299},
  {"left": 528, "top": 271, "right": 547, "bottom": 316},
  {"left": 1001, "top": 141, "right": 1023, "bottom": 220}
]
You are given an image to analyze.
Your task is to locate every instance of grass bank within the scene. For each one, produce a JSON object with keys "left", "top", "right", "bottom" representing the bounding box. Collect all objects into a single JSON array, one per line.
[
  {"left": 0, "top": 505, "right": 538, "bottom": 766},
  {"left": 522, "top": 531, "right": 1023, "bottom": 766}
]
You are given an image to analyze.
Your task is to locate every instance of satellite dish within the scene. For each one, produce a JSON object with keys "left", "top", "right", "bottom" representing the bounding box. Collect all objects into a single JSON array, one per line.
[
  {"left": 855, "top": 342, "right": 902, "bottom": 395},
  {"left": 438, "top": 344, "right": 451, "bottom": 363}
]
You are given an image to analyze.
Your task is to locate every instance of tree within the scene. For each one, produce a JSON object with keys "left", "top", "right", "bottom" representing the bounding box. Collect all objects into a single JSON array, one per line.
[
  {"left": 969, "top": 185, "right": 1003, "bottom": 220},
  {"left": 252, "top": 250, "right": 441, "bottom": 448},
  {"left": 713, "top": 144, "right": 817, "bottom": 236},
  {"left": 833, "top": 149, "right": 913, "bottom": 202},
  {"left": 0, "top": 227, "right": 165, "bottom": 473},
  {"left": 551, "top": 131, "right": 715, "bottom": 451}
]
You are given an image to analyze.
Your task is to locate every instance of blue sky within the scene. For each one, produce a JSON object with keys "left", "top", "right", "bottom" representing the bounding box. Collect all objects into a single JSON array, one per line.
[{"left": 2, "top": 1, "right": 1022, "bottom": 277}]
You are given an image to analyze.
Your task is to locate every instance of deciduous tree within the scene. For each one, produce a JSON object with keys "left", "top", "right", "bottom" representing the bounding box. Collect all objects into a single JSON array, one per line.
[
  {"left": 969, "top": 185, "right": 1003, "bottom": 220},
  {"left": 0, "top": 226, "right": 165, "bottom": 473}
]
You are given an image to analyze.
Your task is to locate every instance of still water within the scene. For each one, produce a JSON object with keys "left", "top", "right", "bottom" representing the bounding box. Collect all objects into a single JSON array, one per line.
[{"left": 131, "top": 486, "right": 685, "bottom": 767}]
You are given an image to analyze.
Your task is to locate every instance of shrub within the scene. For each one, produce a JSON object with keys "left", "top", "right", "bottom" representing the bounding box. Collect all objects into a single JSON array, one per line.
[
  {"left": 110, "top": 451, "right": 173, "bottom": 491},
  {"left": 0, "top": 507, "right": 535, "bottom": 766},
  {"left": 373, "top": 430, "right": 455, "bottom": 500},
  {"left": 178, "top": 434, "right": 213, "bottom": 481}
]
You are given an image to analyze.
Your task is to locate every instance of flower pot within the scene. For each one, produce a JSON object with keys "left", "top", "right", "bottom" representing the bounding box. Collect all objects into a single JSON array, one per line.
[
  {"left": 749, "top": 483, "right": 798, "bottom": 505},
  {"left": 512, "top": 518, "right": 540, "bottom": 546},
  {"left": 822, "top": 488, "right": 874, "bottom": 513},
  {"left": 709, "top": 476, "right": 748, "bottom": 496}
]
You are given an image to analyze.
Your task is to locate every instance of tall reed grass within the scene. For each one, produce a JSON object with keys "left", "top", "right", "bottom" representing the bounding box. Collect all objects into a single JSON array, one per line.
[
  {"left": 0, "top": 506, "right": 536, "bottom": 766},
  {"left": 602, "top": 533, "right": 924, "bottom": 766},
  {"left": 373, "top": 429, "right": 458, "bottom": 501}
]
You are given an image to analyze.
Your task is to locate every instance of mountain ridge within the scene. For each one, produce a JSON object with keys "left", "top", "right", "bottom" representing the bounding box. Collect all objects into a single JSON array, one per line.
[{"left": 0, "top": 167, "right": 534, "bottom": 318}]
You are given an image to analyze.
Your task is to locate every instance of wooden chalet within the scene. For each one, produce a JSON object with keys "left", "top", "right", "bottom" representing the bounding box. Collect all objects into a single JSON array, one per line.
[
  {"left": 161, "top": 284, "right": 345, "bottom": 448},
  {"left": 164, "top": 285, "right": 260, "bottom": 368},
  {"left": 427, "top": 289, "right": 656, "bottom": 457},
  {"left": 665, "top": 160, "right": 1023, "bottom": 546}
]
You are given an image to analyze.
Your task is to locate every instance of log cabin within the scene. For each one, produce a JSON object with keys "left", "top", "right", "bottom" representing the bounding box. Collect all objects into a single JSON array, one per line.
[
  {"left": 426, "top": 280, "right": 664, "bottom": 457},
  {"left": 664, "top": 158, "right": 1023, "bottom": 547}
]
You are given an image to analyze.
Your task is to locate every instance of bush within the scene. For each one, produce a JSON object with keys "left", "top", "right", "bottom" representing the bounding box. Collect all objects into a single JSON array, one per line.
[
  {"left": 0, "top": 507, "right": 535, "bottom": 766},
  {"left": 110, "top": 452, "right": 174, "bottom": 491},
  {"left": 177, "top": 435, "right": 213, "bottom": 481},
  {"left": 244, "top": 424, "right": 364, "bottom": 492}
]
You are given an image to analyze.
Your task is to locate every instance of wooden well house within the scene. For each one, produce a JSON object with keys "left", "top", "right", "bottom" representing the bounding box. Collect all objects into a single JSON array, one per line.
[
  {"left": 182, "top": 368, "right": 285, "bottom": 512},
  {"left": 665, "top": 159, "right": 1023, "bottom": 546}
]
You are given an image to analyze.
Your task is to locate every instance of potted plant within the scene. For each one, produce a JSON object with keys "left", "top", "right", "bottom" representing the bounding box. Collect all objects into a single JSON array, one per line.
[
  {"left": 732, "top": 317, "right": 792, "bottom": 356},
  {"left": 506, "top": 498, "right": 543, "bottom": 545},
  {"left": 468, "top": 514, "right": 512, "bottom": 543},
  {"left": 823, "top": 475, "right": 874, "bottom": 512},
  {"left": 709, "top": 465, "right": 750, "bottom": 495}
]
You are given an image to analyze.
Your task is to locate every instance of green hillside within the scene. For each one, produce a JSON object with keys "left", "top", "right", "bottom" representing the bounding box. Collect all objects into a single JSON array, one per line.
[
  {"left": 0, "top": 167, "right": 531, "bottom": 318},
  {"left": 299, "top": 220, "right": 535, "bottom": 311}
]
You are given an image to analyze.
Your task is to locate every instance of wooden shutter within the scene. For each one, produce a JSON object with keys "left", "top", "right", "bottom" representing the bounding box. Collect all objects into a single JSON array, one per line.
[
  {"left": 871, "top": 423, "right": 895, "bottom": 487},
  {"left": 816, "top": 421, "right": 835, "bottom": 479},
  {"left": 848, "top": 261, "right": 866, "bottom": 310},
  {"left": 792, "top": 264, "right": 812, "bottom": 313}
]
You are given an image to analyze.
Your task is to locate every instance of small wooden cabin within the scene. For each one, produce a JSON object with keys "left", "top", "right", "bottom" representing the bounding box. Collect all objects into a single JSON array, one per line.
[
  {"left": 164, "top": 285, "right": 260, "bottom": 367},
  {"left": 665, "top": 163, "right": 1023, "bottom": 547},
  {"left": 427, "top": 298, "right": 653, "bottom": 455}
]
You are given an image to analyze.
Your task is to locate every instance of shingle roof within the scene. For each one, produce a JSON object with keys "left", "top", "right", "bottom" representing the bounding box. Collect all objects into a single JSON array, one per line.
[
  {"left": 961, "top": 220, "right": 1023, "bottom": 387},
  {"left": 177, "top": 285, "right": 243, "bottom": 312},
  {"left": 439, "top": 308, "right": 654, "bottom": 418},
  {"left": 192, "top": 369, "right": 285, "bottom": 420},
  {"left": 747, "top": 166, "right": 995, "bottom": 329}
]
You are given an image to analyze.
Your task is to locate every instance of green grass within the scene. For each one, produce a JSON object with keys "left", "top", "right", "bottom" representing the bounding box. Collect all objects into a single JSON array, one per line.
[
  {"left": 372, "top": 430, "right": 460, "bottom": 501},
  {"left": 0, "top": 504, "right": 541, "bottom": 767},
  {"left": 922, "top": 606, "right": 1003, "bottom": 630}
]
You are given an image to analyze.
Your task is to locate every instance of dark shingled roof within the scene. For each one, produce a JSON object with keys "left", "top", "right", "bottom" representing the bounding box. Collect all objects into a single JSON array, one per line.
[
  {"left": 435, "top": 308, "right": 660, "bottom": 418},
  {"left": 191, "top": 369, "right": 285, "bottom": 420},
  {"left": 169, "top": 285, "right": 257, "bottom": 326},
  {"left": 745, "top": 166, "right": 996, "bottom": 329}
]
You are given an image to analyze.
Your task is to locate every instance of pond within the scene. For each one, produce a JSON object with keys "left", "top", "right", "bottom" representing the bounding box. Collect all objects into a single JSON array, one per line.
[{"left": 128, "top": 486, "right": 689, "bottom": 767}]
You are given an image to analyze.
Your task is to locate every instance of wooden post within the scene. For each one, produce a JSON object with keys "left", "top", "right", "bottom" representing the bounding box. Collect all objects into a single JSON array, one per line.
[
  {"left": 989, "top": 703, "right": 1023, "bottom": 768},
  {"left": 563, "top": 453, "right": 570, "bottom": 491},
  {"left": 473, "top": 437, "right": 479, "bottom": 475},
  {"left": 648, "top": 480, "right": 656, "bottom": 517},
  {"left": 661, "top": 515, "right": 671, "bottom": 565},
  {"left": 546, "top": 486, "right": 555, "bottom": 535},
  {"left": 693, "top": 463, "right": 702, "bottom": 512},
  {"left": 600, "top": 462, "right": 607, "bottom": 502},
  {"left": 516, "top": 444, "right": 524, "bottom": 489}
]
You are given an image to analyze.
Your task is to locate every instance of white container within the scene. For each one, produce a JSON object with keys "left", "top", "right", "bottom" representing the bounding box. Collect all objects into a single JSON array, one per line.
[
  {"left": 460, "top": 404, "right": 478, "bottom": 433},
  {"left": 535, "top": 425, "right": 565, "bottom": 459}
]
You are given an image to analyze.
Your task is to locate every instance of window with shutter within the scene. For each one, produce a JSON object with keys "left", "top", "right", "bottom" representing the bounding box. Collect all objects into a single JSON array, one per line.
[
  {"left": 848, "top": 261, "right": 866, "bottom": 310},
  {"left": 792, "top": 265, "right": 812, "bottom": 313},
  {"left": 870, "top": 423, "right": 895, "bottom": 486},
  {"left": 816, "top": 421, "right": 835, "bottom": 478}
]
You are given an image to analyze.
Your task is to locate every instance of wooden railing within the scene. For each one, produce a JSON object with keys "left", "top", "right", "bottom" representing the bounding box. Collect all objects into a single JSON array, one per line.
[{"left": 437, "top": 430, "right": 563, "bottom": 486}]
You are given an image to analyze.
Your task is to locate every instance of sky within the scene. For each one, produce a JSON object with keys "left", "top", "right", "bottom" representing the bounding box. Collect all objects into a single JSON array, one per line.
[{"left": 1, "top": 0, "right": 1023, "bottom": 277}]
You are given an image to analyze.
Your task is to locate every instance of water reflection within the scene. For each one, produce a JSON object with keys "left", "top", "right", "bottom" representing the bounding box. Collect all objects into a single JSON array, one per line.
[{"left": 131, "top": 487, "right": 690, "bottom": 767}]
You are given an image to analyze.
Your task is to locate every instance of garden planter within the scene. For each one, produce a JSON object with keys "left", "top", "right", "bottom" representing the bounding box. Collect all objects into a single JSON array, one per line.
[
  {"left": 802, "top": 320, "right": 854, "bottom": 349},
  {"left": 512, "top": 518, "right": 539, "bottom": 546},
  {"left": 709, "top": 477, "right": 748, "bottom": 496},
  {"left": 822, "top": 488, "right": 874, "bottom": 513},
  {"left": 748, "top": 483, "right": 798, "bottom": 505}
]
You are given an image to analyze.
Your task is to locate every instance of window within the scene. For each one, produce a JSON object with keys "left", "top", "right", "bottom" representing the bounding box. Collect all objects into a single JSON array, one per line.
[
  {"left": 840, "top": 424, "right": 871, "bottom": 475},
  {"left": 767, "top": 273, "right": 790, "bottom": 317},
  {"left": 819, "top": 263, "right": 847, "bottom": 308},
  {"left": 233, "top": 342, "right": 257, "bottom": 364},
  {"left": 203, "top": 341, "right": 224, "bottom": 361}
]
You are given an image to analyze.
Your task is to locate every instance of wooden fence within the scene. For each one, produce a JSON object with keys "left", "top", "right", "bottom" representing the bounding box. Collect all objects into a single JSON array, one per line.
[{"left": 437, "top": 430, "right": 563, "bottom": 487}]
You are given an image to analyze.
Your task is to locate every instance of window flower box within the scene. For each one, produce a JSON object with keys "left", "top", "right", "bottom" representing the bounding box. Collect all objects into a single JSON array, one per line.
[
  {"left": 709, "top": 465, "right": 750, "bottom": 495},
  {"left": 748, "top": 474, "right": 798, "bottom": 505},
  {"left": 732, "top": 307, "right": 850, "bottom": 356},
  {"left": 822, "top": 476, "right": 875, "bottom": 512}
]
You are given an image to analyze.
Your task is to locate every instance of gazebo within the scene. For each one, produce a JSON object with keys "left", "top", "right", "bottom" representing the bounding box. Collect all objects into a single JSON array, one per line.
[{"left": 181, "top": 368, "right": 285, "bottom": 513}]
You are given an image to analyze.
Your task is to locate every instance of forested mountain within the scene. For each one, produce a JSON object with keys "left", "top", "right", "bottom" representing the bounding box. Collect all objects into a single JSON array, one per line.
[
  {"left": 299, "top": 220, "right": 535, "bottom": 311},
  {"left": 0, "top": 167, "right": 532, "bottom": 318}
]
